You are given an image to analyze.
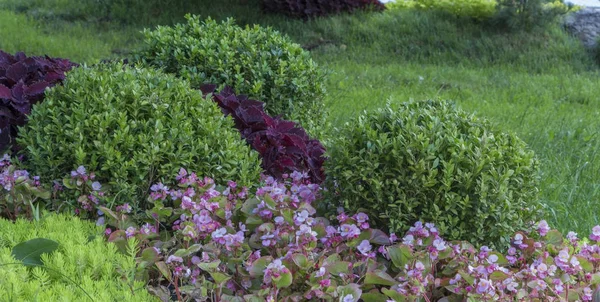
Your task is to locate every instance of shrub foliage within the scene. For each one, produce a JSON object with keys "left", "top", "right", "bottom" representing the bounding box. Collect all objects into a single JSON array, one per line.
[
  {"left": 0, "top": 51, "right": 76, "bottom": 153},
  {"left": 387, "top": 0, "right": 496, "bottom": 19},
  {"left": 17, "top": 63, "right": 262, "bottom": 209},
  {"left": 262, "top": 0, "right": 385, "bottom": 18},
  {"left": 493, "top": 0, "right": 575, "bottom": 31},
  {"left": 202, "top": 85, "right": 326, "bottom": 184},
  {"left": 138, "top": 16, "right": 326, "bottom": 132},
  {"left": 325, "top": 100, "right": 542, "bottom": 247}
]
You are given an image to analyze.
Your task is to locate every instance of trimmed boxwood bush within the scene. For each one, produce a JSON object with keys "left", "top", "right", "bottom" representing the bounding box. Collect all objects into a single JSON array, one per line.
[
  {"left": 0, "top": 213, "right": 157, "bottom": 301},
  {"left": 324, "top": 100, "right": 542, "bottom": 247},
  {"left": 17, "top": 63, "right": 262, "bottom": 210},
  {"left": 137, "top": 15, "right": 326, "bottom": 133}
]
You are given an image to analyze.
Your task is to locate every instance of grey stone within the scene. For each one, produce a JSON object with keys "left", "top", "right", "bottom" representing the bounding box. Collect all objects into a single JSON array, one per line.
[{"left": 564, "top": 7, "right": 600, "bottom": 49}]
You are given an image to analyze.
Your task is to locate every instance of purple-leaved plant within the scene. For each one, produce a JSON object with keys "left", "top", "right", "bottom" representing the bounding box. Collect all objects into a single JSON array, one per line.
[
  {"left": 0, "top": 51, "right": 77, "bottom": 152},
  {"left": 200, "top": 85, "right": 326, "bottom": 184}
]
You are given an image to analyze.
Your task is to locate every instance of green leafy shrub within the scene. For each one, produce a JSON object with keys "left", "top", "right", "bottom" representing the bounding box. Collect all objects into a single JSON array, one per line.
[
  {"left": 0, "top": 213, "right": 157, "bottom": 301},
  {"left": 138, "top": 15, "right": 327, "bottom": 133},
  {"left": 492, "top": 0, "right": 576, "bottom": 31},
  {"left": 324, "top": 100, "right": 542, "bottom": 247},
  {"left": 388, "top": 0, "right": 497, "bottom": 19},
  {"left": 17, "top": 63, "right": 262, "bottom": 210},
  {"left": 262, "top": 0, "right": 386, "bottom": 19}
]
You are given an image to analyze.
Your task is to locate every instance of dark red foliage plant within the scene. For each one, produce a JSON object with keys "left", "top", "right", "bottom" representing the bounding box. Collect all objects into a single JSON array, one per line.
[
  {"left": 262, "top": 0, "right": 385, "bottom": 19},
  {"left": 201, "top": 84, "right": 326, "bottom": 184},
  {"left": 0, "top": 51, "right": 77, "bottom": 153}
]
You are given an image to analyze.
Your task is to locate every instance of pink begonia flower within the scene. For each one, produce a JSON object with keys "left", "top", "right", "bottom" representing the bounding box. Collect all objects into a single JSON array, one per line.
[
  {"left": 315, "top": 267, "right": 326, "bottom": 277},
  {"left": 166, "top": 255, "right": 183, "bottom": 263},
  {"left": 432, "top": 238, "right": 446, "bottom": 251},
  {"left": 355, "top": 212, "right": 368, "bottom": 223},
  {"left": 476, "top": 279, "right": 493, "bottom": 295},
  {"left": 567, "top": 231, "right": 578, "bottom": 243},
  {"left": 294, "top": 210, "right": 310, "bottom": 225},
  {"left": 537, "top": 220, "right": 550, "bottom": 236},
  {"left": 125, "top": 226, "right": 136, "bottom": 238},
  {"left": 402, "top": 234, "right": 415, "bottom": 246},
  {"left": 583, "top": 287, "right": 593, "bottom": 301},
  {"left": 261, "top": 232, "right": 276, "bottom": 246},
  {"left": 590, "top": 226, "right": 600, "bottom": 242},
  {"left": 357, "top": 240, "right": 372, "bottom": 255},
  {"left": 342, "top": 294, "right": 355, "bottom": 302},
  {"left": 339, "top": 224, "right": 360, "bottom": 238}
]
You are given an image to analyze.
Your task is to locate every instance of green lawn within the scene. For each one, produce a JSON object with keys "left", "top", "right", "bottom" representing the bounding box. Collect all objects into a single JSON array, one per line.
[{"left": 1, "top": 0, "right": 599, "bottom": 236}]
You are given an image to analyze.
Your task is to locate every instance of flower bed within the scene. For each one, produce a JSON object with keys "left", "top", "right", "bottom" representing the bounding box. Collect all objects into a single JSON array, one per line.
[{"left": 3, "top": 157, "right": 599, "bottom": 301}]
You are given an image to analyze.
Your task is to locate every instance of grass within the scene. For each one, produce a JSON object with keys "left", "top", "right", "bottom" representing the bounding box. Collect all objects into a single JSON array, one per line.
[
  {"left": 0, "top": 10, "right": 137, "bottom": 63},
  {"left": 1, "top": 0, "right": 599, "bottom": 236}
]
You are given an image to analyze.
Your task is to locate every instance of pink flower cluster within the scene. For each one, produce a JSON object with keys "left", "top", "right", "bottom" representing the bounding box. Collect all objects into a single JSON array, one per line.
[{"left": 83, "top": 167, "right": 600, "bottom": 301}]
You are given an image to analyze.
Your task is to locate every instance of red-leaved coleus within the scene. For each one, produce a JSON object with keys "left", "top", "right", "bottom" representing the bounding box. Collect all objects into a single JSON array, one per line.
[
  {"left": 0, "top": 51, "right": 77, "bottom": 152},
  {"left": 200, "top": 85, "right": 326, "bottom": 184}
]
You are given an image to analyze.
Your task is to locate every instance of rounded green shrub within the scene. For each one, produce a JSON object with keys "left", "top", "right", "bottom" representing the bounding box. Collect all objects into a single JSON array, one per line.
[
  {"left": 137, "top": 15, "right": 327, "bottom": 133},
  {"left": 0, "top": 213, "right": 157, "bottom": 301},
  {"left": 324, "top": 100, "right": 541, "bottom": 247},
  {"left": 387, "top": 0, "right": 497, "bottom": 19},
  {"left": 17, "top": 63, "right": 262, "bottom": 209}
]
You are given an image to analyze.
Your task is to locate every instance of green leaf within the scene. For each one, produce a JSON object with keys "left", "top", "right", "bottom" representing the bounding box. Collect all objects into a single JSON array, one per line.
[
  {"left": 459, "top": 270, "right": 475, "bottom": 285},
  {"left": 11, "top": 238, "right": 59, "bottom": 266},
  {"left": 273, "top": 270, "right": 292, "bottom": 288},
  {"left": 382, "top": 288, "right": 406, "bottom": 301},
  {"left": 107, "top": 230, "right": 128, "bottom": 253},
  {"left": 364, "top": 270, "right": 397, "bottom": 286},
  {"left": 140, "top": 247, "right": 159, "bottom": 263},
  {"left": 591, "top": 273, "right": 600, "bottom": 286},
  {"left": 388, "top": 244, "right": 413, "bottom": 268},
  {"left": 545, "top": 230, "right": 563, "bottom": 246},
  {"left": 99, "top": 206, "right": 120, "bottom": 222},
  {"left": 62, "top": 177, "right": 76, "bottom": 189},
  {"left": 197, "top": 260, "right": 221, "bottom": 272},
  {"left": 327, "top": 261, "right": 350, "bottom": 275},
  {"left": 577, "top": 256, "right": 594, "bottom": 272},
  {"left": 28, "top": 186, "right": 51, "bottom": 199},
  {"left": 249, "top": 256, "right": 272, "bottom": 277},
  {"left": 489, "top": 270, "right": 509, "bottom": 281},
  {"left": 210, "top": 271, "right": 231, "bottom": 284},
  {"left": 361, "top": 292, "right": 389, "bottom": 302},
  {"left": 291, "top": 253, "right": 310, "bottom": 269},
  {"left": 367, "top": 229, "right": 390, "bottom": 245},
  {"left": 337, "top": 283, "right": 362, "bottom": 301},
  {"left": 156, "top": 261, "right": 172, "bottom": 282}
]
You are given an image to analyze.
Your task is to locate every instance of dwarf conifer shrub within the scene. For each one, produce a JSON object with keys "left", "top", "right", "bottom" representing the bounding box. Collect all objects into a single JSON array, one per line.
[
  {"left": 17, "top": 63, "right": 262, "bottom": 209},
  {"left": 0, "top": 213, "right": 157, "bottom": 301},
  {"left": 138, "top": 16, "right": 326, "bottom": 133},
  {"left": 325, "top": 100, "right": 541, "bottom": 247}
]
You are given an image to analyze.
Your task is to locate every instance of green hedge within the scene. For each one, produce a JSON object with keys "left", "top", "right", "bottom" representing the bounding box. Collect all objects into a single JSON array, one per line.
[
  {"left": 138, "top": 15, "right": 327, "bottom": 133},
  {"left": 325, "top": 100, "right": 542, "bottom": 247},
  {"left": 18, "top": 63, "right": 262, "bottom": 209}
]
